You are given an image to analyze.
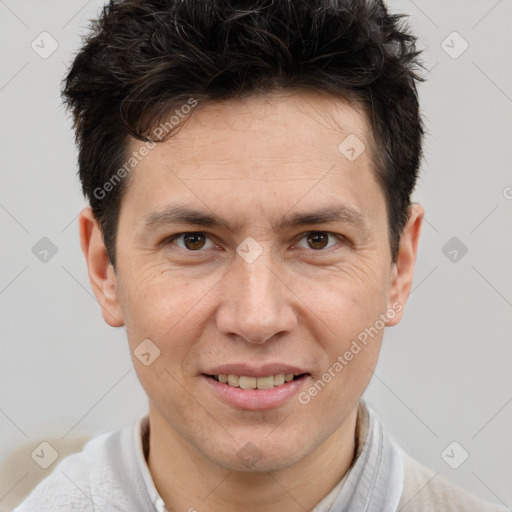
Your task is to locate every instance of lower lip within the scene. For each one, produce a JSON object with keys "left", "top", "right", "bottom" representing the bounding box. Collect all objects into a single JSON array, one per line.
[{"left": 202, "top": 374, "right": 310, "bottom": 410}]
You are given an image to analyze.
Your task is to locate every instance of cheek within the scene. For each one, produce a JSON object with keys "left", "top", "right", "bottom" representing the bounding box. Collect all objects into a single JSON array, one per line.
[
  {"left": 118, "top": 264, "right": 190, "bottom": 329},
  {"left": 301, "top": 288, "right": 385, "bottom": 415},
  {"left": 118, "top": 266, "right": 218, "bottom": 375},
  {"left": 297, "top": 265, "right": 389, "bottom": 409},
  {"left": 118, "top": 271, "right": 201, "bottom": 405},
  {"left": 304, "top": 264, "right": 389, "bottom": 343}
]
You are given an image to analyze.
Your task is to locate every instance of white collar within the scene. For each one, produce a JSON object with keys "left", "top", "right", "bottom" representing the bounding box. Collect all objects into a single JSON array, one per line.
[{"left": 133, "top": 413, "right": 168, "bottom": 512}]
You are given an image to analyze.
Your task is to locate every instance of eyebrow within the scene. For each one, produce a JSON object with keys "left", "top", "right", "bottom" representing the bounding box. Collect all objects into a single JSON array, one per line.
[{"left": 141, "top": 203, "right": 368, "bottom": 234}]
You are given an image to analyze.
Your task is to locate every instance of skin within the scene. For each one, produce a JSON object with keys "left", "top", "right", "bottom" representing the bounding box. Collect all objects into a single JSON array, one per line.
[{"left": 80, "top": 91, "right": 423, "bottom": 512}]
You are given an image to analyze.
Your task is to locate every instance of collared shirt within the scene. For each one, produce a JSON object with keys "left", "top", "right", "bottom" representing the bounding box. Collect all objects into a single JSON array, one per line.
[{"left": 13, "top": 400, "right": 507, "bottom": 512}]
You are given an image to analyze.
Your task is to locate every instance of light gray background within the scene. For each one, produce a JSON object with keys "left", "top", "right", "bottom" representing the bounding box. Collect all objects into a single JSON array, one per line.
[{"left": 1, "top": 0, "right": 511, "bottom": 510}]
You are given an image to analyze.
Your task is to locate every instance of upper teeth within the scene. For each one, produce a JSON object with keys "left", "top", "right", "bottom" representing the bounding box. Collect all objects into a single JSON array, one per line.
[{"left": 215, "top": 374, "right": 296, "bottom": 389}]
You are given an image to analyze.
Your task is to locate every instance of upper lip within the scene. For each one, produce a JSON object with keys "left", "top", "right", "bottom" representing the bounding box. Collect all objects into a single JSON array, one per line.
[{"left": 204, "top": 363, "right": 310, "bottom": 378}]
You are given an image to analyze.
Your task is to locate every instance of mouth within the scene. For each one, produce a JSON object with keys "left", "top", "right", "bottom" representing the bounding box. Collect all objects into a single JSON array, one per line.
[
  {"left": 204, "top": 373, "right": 308, "bottom": 389},
  {"left": 201, "top": 369, "right": 311, "bottom": 410}
]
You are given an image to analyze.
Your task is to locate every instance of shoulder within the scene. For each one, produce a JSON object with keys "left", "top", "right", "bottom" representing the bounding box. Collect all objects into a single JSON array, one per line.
[
  {"left": 13, "top": 427, "right": 145, "bottom": 512},
  {"left": 398, "top": 448, "right": 508, "bottom": 512}
]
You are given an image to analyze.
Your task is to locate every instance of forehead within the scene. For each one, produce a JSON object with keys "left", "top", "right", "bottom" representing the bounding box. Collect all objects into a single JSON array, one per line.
[
  {"left": 120, "top": 91, "right": 383, "bottom": 229},
  {"left": 148, "top": 91, "right": 373, "bottom": 176}
]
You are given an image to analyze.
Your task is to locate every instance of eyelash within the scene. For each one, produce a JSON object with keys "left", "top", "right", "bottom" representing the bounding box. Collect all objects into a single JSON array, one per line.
[{"left": 165, "top": 231, "right": 345, "bottom": 254}]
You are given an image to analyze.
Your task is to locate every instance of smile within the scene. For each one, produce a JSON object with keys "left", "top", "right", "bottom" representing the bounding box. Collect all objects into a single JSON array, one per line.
[
  {"left": 207, "top": 373, "right": 306, "bottom": 389},
  {"left": 202, "top": 372, "right": 311, "bottom": 410}
]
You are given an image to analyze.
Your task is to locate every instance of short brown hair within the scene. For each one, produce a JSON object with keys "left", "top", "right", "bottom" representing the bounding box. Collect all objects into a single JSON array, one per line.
[{"left": 62, "top": 0, "right": 425, "bottom": 266}]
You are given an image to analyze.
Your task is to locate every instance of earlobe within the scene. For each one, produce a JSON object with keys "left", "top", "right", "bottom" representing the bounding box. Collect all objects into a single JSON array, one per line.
[
  {"left": 79, "top": 206, "right": 125, "bottom": 327},
  {"left": 385, "top": 203, "right": 424, "bottom": 327}
]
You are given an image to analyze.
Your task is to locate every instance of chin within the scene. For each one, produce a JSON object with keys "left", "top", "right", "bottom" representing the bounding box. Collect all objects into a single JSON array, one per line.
[{"left": 201, "top": 433, "right": 312, "bottom": 473}]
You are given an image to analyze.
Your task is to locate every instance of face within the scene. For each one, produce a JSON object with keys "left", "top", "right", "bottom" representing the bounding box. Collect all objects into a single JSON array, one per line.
[{"left": 81, "top": 91, "right": 422, "bottom": 473}]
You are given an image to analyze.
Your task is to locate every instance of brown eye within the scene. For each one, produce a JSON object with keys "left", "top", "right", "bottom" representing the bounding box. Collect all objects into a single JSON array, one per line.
[
  {"left": 294, "top": 231, "right": 343, "bottom": 252},
  {"left": 169, "top": 232, "right": 213, "bottom": 251},
  {"left": 306, "top": 232, "right": 330, "bottom": 250},
  {"left": 183, "top": 233, "right": 206, "bottom": 250}
]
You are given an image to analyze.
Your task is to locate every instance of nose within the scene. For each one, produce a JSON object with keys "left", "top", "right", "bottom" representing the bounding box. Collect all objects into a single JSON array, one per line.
[{"left": 215, "top": 248, "right": 298, "bottom": 345}]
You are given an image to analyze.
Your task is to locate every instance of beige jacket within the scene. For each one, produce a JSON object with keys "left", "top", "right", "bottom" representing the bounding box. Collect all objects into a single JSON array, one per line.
[{"left": 397, "top": 448, "right": 507, "bottom": 511}]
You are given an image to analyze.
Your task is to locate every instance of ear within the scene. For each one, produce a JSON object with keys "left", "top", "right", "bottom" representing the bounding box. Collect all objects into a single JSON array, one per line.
[
  {"left": 385, "top": 203, "right": 424, "bottom": 327},
  {"left": 79, "top": 206, "right": 124, "bottom": 327}
]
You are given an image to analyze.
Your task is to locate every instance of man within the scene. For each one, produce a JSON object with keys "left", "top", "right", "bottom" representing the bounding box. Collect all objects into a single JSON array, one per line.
[{"left": 14, "top": 0, "right": 506, "bottom": 510}]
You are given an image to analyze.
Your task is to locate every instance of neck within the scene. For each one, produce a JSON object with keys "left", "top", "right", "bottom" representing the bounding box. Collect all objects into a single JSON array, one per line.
[{"left": 147, "top": 405, "right": 359, "bottom": 512}]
